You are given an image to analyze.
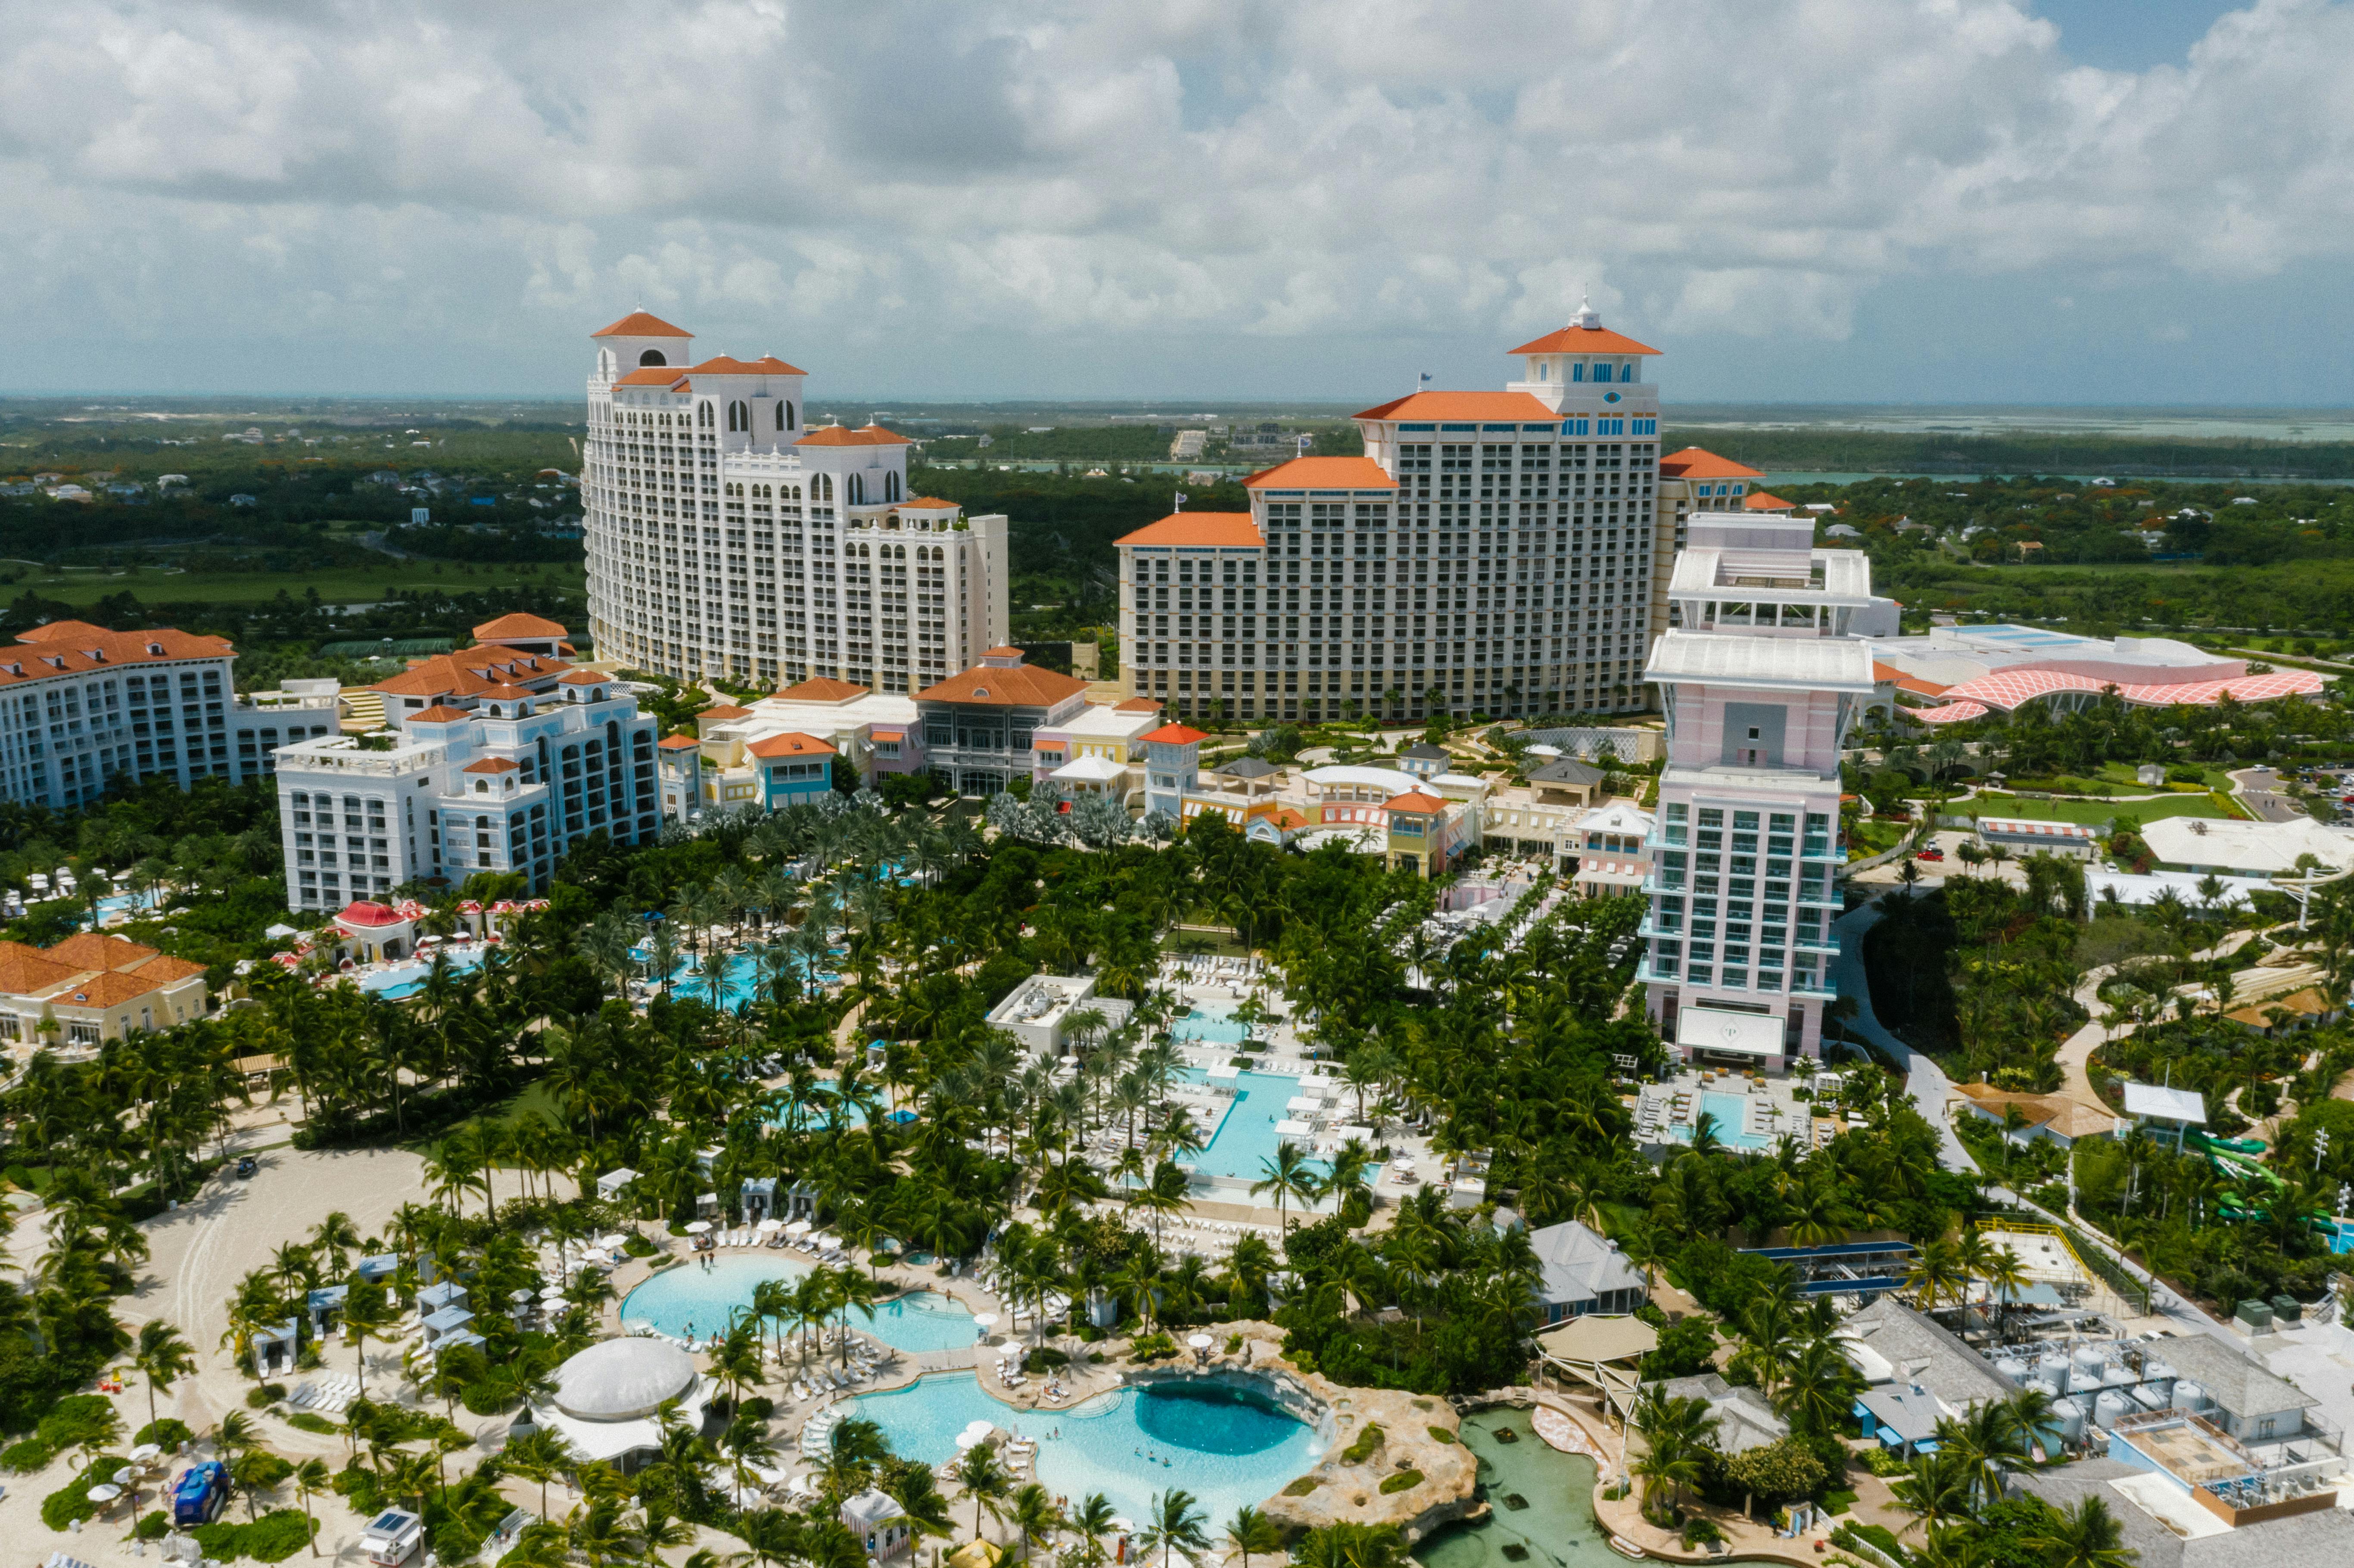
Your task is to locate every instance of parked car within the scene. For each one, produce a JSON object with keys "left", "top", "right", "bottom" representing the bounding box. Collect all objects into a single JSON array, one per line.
[
  {"left": 1916, "top": 847, "right": 1944, "bottom": 861},
  {"left": 234, "top": 1155, "right": 258, "bottom": 1179},
  {"left": 172, "top": 1461, "right": 229, "bottom": 1526}
]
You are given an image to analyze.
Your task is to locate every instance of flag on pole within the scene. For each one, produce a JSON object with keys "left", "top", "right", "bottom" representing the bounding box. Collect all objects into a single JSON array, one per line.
[{"left": 1173, "top": 492, "right": 1188, "bottom": 511}]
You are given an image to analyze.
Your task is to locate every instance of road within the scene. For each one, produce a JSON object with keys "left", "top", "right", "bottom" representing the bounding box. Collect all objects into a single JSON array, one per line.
[
  {"left": 1831, "top": 896, "right": 1973, "bottom": 1174},
  {"left": 2229, "top": 765, "right": 2307, "bottom": 823}
]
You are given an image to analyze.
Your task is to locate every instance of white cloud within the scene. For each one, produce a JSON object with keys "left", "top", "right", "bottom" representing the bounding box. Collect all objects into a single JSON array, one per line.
[{"left": 0, "top": 0, "right": 2347, "bottom": 395}]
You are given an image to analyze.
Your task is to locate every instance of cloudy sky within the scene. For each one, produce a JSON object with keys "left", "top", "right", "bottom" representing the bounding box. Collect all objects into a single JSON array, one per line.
[{"left": 4, "top": 0, "right": 2351, "bottom": 404}]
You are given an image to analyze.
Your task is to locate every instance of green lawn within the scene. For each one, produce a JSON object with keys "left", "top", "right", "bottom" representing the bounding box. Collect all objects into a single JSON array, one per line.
[
  {"left": 1, "top": 561, "right": 585, "bottom": 607},
  {"left": 409, "top": 1080, "right": 563, "bottom": 1158},
  {"left": 1972, "top": 791, "right": 2238, "bottom": 827}
]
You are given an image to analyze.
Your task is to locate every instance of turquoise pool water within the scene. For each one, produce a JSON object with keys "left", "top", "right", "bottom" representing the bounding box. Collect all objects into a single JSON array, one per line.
[
  {"left": 1173, "top": 1003, "right": 1250, "bottom": 1046},
  {"left": 632, "top": 946, "right": 844, "bottom": 1008},
  {"left": 358, "top": 949, "right": 486, "bottom": 999},
  {"left": 619, "top": 1256, "right": 976, "bottom": 1352},
  {"left": 1414, "top": 1409, "right": 1616, "bottom": 1568},
  {"left": 1176, "top": 1067, "right": 1315, "bottom": 1182},
  {"left": 1666, "top": 1091, "right": 1771, "bottom": 1152},
  {"left": 847, "top": 1373, "right": 1323, "bottom": 1524}
]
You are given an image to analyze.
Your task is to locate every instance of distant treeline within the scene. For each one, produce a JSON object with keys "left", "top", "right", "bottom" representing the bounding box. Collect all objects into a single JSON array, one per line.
[{"left": 1661, "top": 426, "right": 2354, "bottom": 480}]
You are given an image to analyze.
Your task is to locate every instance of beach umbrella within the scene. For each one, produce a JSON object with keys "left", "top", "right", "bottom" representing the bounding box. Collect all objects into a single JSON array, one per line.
[
  {"left": 1186, "top": 1335, "right": 1213, "bottom": 1350},
  {"left": 685, "top": 1221, "right": 712, "bottom": 1235},
  {"left": 127, "top": 1445, "right": 160, "bottom": 1465},
  {"left": 86, "top": 1484, "right": 121, "bottom": 1505},
  {"left": 784, "top": 1219, "right": 813, "bottom": 1236}
]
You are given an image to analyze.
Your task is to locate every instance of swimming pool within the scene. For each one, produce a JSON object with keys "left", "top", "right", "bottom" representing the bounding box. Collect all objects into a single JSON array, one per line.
[
  {"left": 1176, "top": 1067, "right": 1316, "bottom": 1182},
  {"left": 618, "top": 1255, "right": 978, "bottom": 1352},
  {"left": 1414, "top": 1409, "right": 1616, "bottom": 1568},
  {"left": 1665, "top": 1091, "right": 1772, "bottom": 1152},
  {"left": 847, "top": 1372, "right": 1323, "bottom": 1524},
  {"left": 1173, "top": 1003, "right": 1250, "bottom": 1047},
  {"left": 358, "top": 949, "right": 487, "bottom": 999},
  {"left": 638, "top": 946, "right": 844, "bottom": 1009}
]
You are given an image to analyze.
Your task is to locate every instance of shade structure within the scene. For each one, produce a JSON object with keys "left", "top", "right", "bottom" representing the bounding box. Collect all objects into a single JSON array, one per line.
[
  {"left": 972, "top": 1313, "right": 997, "bottom": 1328},
  {"left": 784, "top": 1219, "right": 813, "bottom": 1236},
  {"left": 1205, "top": 1063, "right": 1241, "bottom": 1080},
  {"left": 112, "top": 1468, "right": 138, "bottom": 1485},
  {"left": 85, "top": 1485, "right": 121, "bottom": 1504},
  {"left": 954, "top": 1430, "right": 985, "bottom": 1451},
  {"left": 128, "top": 1445, "right": 161, "bottom": 1464},
  {"left": 1298, "top": 1073, "right": 1336, "bottom": 1089},
  {"left": 511, "top": 1288, "right": 536, "bottom": 1304},
  {"left": 541, "top": 1285, "right": 569, "bottom": 1300},
  {"left": 961, "top": 1419, "right": 996, "bottom": 1439},
  {"left": 1273, "top": 1119, "right": 1313, "bottom": 1136},
  {"left": 757, "top": 1217, "right": 784, "bottom": 1232},
  {"left": 684, "top": 1221, "right": 712, "bottom": 1235},
  {"left": 1284, "top": 1096, "right": 1322, "bottom": 1113},
  {"left": 1186, "top": 1334, "right": 1213, "bottom": 1349}
]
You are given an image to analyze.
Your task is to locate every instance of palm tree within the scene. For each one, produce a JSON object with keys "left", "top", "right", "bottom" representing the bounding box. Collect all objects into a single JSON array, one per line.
[
  {"left": 1009, "top": 1483, "right": 1065, "bottom": 1564},
  {"left": 952, "top": 1439, "right": 1013, "bottom": 1542},
  {"left": 1629, "top": 1386, "right": 1716, "bottom": 1523},
  {"left": 1889, "top": 1450, "right": 1976, "bottom": 1538},
  {"left": 1138, "top": 1489, "right": 1209, "bottom": 1568},
  {"left": 1250, "top": 1141, "right": 1322, "bottom": 1232},
  {"left": 341, "top": 1279, "right": 394, "bottom": 1400},
  {"left": 1067, "top": 1494, "right": 1121, "bottom": 1568},
  {"left": 502, "top": 1428, "right": 570, "bottom": 1521},
  {"left": 131, "top": 1319, "right": 197, "bottom": 1432},
  {"left": 1223, "top": 1505, "right": 1284, "bottom": 1568},
  {"left": 291, "top": 1458, "right": 331, "bottom": 1557}
]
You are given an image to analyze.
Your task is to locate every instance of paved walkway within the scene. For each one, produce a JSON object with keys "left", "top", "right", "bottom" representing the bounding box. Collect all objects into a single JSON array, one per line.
[{"left": 1831, "top": 897, "right": 1974, "bottom": 1174}]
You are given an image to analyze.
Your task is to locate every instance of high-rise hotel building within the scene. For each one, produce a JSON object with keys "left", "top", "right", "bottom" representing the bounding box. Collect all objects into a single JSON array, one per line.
[
  {"left": 580, "top": 311, "right": 1008, "bottom": 691},
  {"left": 1115, "top": 301, "right": 1669, "bottom": 722},
  {"left": 1636, "top": 477, "right": 1878, "bottom": 1069}
]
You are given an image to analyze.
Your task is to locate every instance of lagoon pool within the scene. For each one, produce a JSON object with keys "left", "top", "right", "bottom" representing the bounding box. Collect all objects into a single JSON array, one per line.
[
  {"left": 632, "top": 946, "right": 844, "bottom": 1009},
  {"left": 1414, "top": 1409, "right": 1616, "bottom": 1568},
  {"left": 847, "top": 1372, "right": 1323, "bottom": 1524},
  {"left": 619, "top": 1255, "right": 977, "bottom": 1352}
]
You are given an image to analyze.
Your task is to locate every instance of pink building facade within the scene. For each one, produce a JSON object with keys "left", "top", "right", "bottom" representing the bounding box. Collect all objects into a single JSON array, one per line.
[{"left": 1638, "top": 480, "right": 1877, "bottom": 1070}]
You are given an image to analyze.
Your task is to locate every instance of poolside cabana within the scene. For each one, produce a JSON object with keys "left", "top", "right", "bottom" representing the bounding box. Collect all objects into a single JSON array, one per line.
[
  {"left": 1535, "top": 1313, "right": 1656, "bottom": 1430},
  {"left": 596, "top": 1168, "right": 641, "bottom": 1202}
]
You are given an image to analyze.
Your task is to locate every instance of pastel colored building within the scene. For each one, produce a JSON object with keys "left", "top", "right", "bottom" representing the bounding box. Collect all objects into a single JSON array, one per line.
[
  {"left": 578, "top": 311, "right": 1009, "bottom": 689},
  {"left": 1139, "top": 723, "right": 1207, "bottom": 818},
  {"left": 1639, "top": 473, "right": 1874, "bottom": 1068},
  {"left": 1115, "top": 299, "right": 1669, "bottom": 725},
  {"left": 0, "top": 933, "right": 211, "bottom": 1051},
  {"left": 672, "top": 729, "right": 837, "bottom": 814},
  {"left": 914, "top": 648, "right": 1092, "bottom": 799}
]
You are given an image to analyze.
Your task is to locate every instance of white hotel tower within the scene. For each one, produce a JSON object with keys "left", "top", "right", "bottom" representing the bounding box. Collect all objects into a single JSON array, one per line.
[
  {"left": 1637, "top": 488, "right": 1878, "bottom": 1070},
  {"left": 581, "top": 311, "right": 1008, "bottom": 690}
]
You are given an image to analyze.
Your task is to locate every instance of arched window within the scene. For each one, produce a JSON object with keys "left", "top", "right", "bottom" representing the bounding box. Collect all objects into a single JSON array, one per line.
[
  {"left": 775, "top": 401, "right": 788, "bottom": 432},
  {"left": 639, "top": 349, "right": 667, "bottom": 367},
  {"left": 728, "top": 400, "right": 749, "bottom": 432},
  {"left": 848, "top": 473, "right": 865, "bottom": 504},
  {"left": 885, "top": 472, "right": 900, "bottom": 502},
  {"left": 698, "top": 402, "right": 715, "bottom": 428}
]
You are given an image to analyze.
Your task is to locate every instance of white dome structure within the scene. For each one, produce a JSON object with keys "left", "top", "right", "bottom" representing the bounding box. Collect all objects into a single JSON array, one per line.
[{"left": 554, "top": 1338, "right": 699, "bottom": 1422}]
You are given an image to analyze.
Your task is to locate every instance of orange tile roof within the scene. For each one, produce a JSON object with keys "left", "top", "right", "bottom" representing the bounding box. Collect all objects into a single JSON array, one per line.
[
  {"left": 1114, "top": 513, "right": 1263, "bottom": 549},
  {"left": 915, "top": 660, "right": 1090, "bottom": 709},
  {"left": 898, "top": 497, "right": 957, "bottom": 510},
  {"left": 336, "top": 901, "right": 408, "bottom": 928},
  {"left": 57, "top": 971, "right": 173, "bottom": 1009},
  {"left": 472, "top": 612, "right": 569, "bottom": 641},
  {"left": 688, "top": 354, "right": 809, "bottom": 378},
  {"left": 747, "top": 731, "right": 835, "bottom": 758},
  {"left": 44, "top": 933, "right": 161, "bottom": 972},
  {"left": 371, "top": 647, "right": 570, "bottom": 700},
  {"left": 613, "top": 367, "right": 690, "bottom": 389},
  {"left": 1507, "top": 324, "right": 1663, "bottom": 356},
  {"left": 1745, "top": 491, "right": 1796, "bottom": 512},
  {"left": 477, "top": 683, "right": 536, "bottom": 701},
  {"left": 133, "top": 954, "right": 208, "bottom": 984},
  {"left": 594, "top": 310, "right": 693, "bottom": 338},
  {"left": 796, "top": 423, "right": 911, "bottom": 448},
  {"left": 462, "top": 756, "right": 520, "bottom": 774},
  {"left": 658, "top": 734, "right": 701, "bottom": 750},
  {"left": 555, "top": 670, "right": 609, "bottom": 686},
  {"left": 1351, "top": 391, "right": 1559, "bottom": 423},
  {"left": 0, "top": 952, "right": 76, "bottom": 994},
  {"left": 776, "top": 677, "right": 871, "bottom": 703},
  {"left": 1115, "top": 697, "right": 1161, "bottom": 713},
  {"left": 407, "top": 704, "right": 473, "bottom": 723},
  {"left": 704, "top": 704, "right": 752, "bottom": 720},
  {"left": 1269, "top": 808, "right": 1310, "bottom": 830},
  {"left": 1384, "top": 791, "right": 1448, "bottom": 813},
  {"left": 1657, "top": 447, "right": 1765, "bottom": 480},
  {"left": 0, "top": 623, "right": 235, "bottom": 689},
  {"left": 1873, "top": 661, "right": 1951, "bottom": 697},
  {"left": 1142, "top": 724, "right": 1207, "bottom": 745},
  {"left": 1244, "top": 456, "right": 1396, "bottom": 490}
]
